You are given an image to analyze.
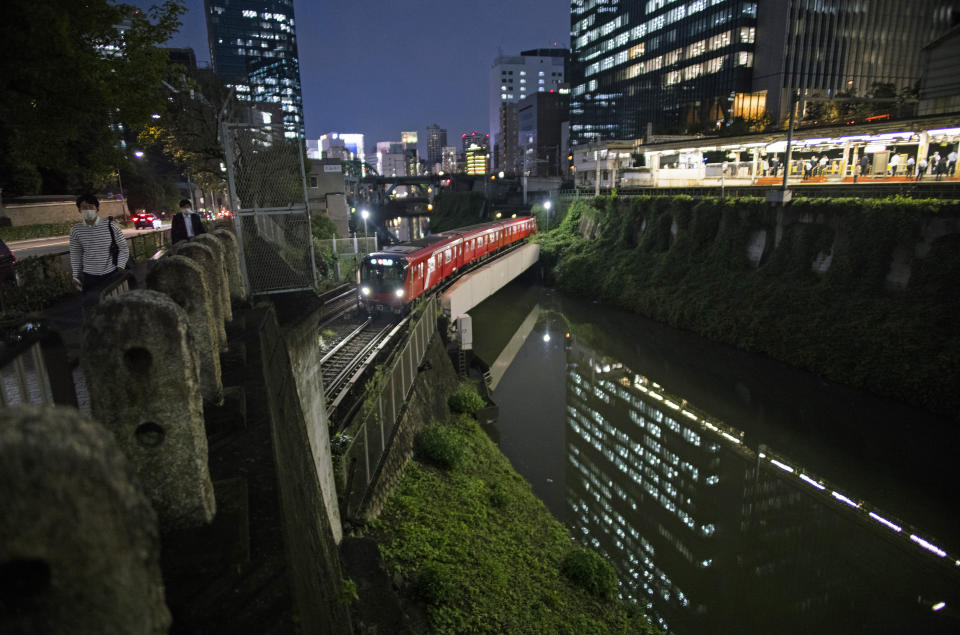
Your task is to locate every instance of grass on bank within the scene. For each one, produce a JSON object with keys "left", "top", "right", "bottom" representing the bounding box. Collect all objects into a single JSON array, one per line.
[{"left": 366, "top": 396, "right": 658, "bottom": 634}]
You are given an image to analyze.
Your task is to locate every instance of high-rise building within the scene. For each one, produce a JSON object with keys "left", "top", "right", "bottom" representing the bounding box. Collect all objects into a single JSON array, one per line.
[
  {"left": 570, "top": 0, "right": 960, "bottom": 148},
  {"left": 401, "top": 131, "right": 419, "bottom": 176},
  {"left": 312, "top": 133, "right": 365, "bottom": 164},
  {"left": 461, "top": 131, "right": 489, "bottom": 154},
  {"left": 498, "top": 104, "right": 520, "bottom": 176},
  {"left": 205, "top": 0, "right": 304, "bottom": 139},
  {"left": 441, "top": 146, "right": 458, "bottom": 174},
  {"left": 425, "top": 124, "right": 447, "bottom": 167},
  {"left": 375, "top": 141, "right": 406, "bottom": 177},
  {"left": 489, "top": 48, "right": 568, "bottom": 170},
  {"left": 517, "top": 92, "right": 570, "bottom": 177}
]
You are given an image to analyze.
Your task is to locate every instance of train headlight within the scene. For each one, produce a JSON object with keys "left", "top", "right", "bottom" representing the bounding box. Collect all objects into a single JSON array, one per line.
[
  {"left": 395, "top": 288, "right": 405, "bottom": 298},
  {"left": 361, "top": 287, "right": 371, "bottom": 296}
]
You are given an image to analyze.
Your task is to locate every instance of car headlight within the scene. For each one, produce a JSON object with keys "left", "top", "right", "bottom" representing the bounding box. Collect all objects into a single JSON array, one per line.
[
  {"left": 395, "top": 288, "right": 404, "bottom": 298},
  {"left": 361, "top": 287, "right": 370, "bottom": 296}
]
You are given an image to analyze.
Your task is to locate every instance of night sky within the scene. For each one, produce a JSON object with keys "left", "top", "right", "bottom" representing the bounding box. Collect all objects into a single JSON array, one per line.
[{"left": 163, "top": 0, "right": 570, "bottom": 154}]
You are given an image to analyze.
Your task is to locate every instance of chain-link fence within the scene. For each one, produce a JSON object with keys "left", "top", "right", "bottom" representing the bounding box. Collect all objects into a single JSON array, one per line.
[
  {"left": 313, "top": 236, "right": 378, "bottom": 283},
  {"left": 222, "top": 124, "right": 317, "bottom": 295}
]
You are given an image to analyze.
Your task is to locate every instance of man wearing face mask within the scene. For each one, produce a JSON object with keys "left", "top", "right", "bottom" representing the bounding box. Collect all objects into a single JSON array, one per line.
[
  {"left": 69, "top": 194, "right": 129, "bottom": 292},
  {"left": 171, "top": 198, "right": 206, "bottom": 244}
]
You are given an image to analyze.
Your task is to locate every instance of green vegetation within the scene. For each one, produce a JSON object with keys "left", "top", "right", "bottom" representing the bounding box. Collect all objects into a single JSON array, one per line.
[
  {"left": 0, "top": 258, "right": 74, "bottom": 317},
  {"left": 368, "top": 413, "right": 658, "bottom": 634},
  {"left": 0, "top": 223, "right": 76, "bottom": 243},
  {"left": 413, "top": 424, "right": 464, "bottom": 470},
  {"left": 537, "top": 195, "right": 960, "bottom": 416},
  {"left": 0, "top": 1, "right": 185, "bottom": 197},
  {"left": 561, "top": 548, "right": 619, "bottom": 600},
  {"left": 447, "top": 380, "right": 486, "bottom": 416},
  {"left": 430, "top": 191, "right": 488, "bottom": 233}
]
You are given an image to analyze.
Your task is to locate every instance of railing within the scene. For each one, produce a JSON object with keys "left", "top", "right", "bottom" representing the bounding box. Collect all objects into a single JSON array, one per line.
[
  {"left": 0, "top": 323, "right": 77, "bottom": 408},
  {"left": 337, "top": 295, "right": 437, "bottom": 519}
]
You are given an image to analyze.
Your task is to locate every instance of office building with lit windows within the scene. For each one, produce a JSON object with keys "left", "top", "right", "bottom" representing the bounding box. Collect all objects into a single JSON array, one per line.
[
  {"left": 570, "top": 0, "right": 960, "bottom": 148},
  {"left": 205, "top": 0, "right": 304, "bottom": 139},
  {"left": 463, "top": 133, "right": 490, "bottom": 175},
  {"left": 489, "top": 48, "right": 568, "bottom": 170},
  {"left": 425, "top": 124, "right": 447, "bottom": 168}
]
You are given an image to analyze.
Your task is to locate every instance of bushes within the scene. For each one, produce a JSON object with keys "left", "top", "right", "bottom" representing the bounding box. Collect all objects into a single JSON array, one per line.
[
  {"left": 414, "top": 424, "right": 463, "bottom": 469},
  {"left": 560, "top": 548, "right": 619, "bottom": 600},
  {"left": 417, "top": 563, "right": 455, "bottom": 605},
  {"left": 0, "top": 223, "right": 75, "bottom": 242},
  {"left": 447, "top": 381, "right": 485, "bottom": 416}
]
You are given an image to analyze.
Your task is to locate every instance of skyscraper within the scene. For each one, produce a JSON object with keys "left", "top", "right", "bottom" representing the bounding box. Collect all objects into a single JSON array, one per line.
[
  {"left": 205, "top": 0, "right": 304, "bottom": 139},
  {"left": 425, "top": 124, "right": 447, "bottom": 167},
  {"left": 489, "top": 48, "right": 568, "bottom": 170},
  {"left": 569, "top": 0, "right": 960, "bottom": 148}
]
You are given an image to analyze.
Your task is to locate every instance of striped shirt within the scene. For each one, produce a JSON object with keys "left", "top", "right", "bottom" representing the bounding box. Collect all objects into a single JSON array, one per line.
[{"left": 69, "top": 217, "right": 129, "bottom": 279}]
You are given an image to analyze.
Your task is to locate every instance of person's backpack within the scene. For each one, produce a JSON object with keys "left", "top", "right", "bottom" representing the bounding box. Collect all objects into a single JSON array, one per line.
[{"left": 108, "top": 217, "right": 136, "bottom": 270}]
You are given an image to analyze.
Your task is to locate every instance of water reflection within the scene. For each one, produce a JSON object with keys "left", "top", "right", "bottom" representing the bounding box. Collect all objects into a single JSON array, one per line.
[{"left": 563, "top": 339, "right": 960, "bottom": 634}]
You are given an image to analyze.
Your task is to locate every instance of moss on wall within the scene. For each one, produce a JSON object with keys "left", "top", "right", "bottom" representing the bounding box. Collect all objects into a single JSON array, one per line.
[{"left": 538, "top": 195, "right": 960, "bottom": 417}]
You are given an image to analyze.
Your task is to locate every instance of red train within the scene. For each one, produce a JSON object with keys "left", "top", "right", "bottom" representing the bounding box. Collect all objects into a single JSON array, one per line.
[{"left": 358, "top": 216, "right": 537, "bottom": 313}]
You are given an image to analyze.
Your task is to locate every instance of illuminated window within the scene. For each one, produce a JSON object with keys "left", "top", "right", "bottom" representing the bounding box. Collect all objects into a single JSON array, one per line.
[{"left": 740, "top": 26, "right": 755, "bottom": 43}]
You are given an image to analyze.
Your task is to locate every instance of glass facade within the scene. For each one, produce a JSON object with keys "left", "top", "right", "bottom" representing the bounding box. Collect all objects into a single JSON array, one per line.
[
  {"left": 205, "top": 0, "right": 304, "bottom": 139},
  {"left": 570, "top": 0, "right": 758, "bottom": 146}
]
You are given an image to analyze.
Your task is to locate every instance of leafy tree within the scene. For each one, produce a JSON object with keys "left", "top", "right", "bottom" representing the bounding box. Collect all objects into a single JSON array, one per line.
[
  {"left": 139, "top": 67, "right": 237, "bottom": 203},
  {"left": 0, "top": 0, "right": 185, "bottom": 197}
]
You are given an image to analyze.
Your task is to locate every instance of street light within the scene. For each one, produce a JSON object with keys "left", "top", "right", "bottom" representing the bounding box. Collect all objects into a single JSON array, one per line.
[{"left": 361, "top": 208, "right": 370, "bottom": 237}]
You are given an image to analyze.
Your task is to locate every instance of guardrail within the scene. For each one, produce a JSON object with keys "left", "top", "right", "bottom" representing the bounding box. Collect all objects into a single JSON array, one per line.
[
  {"left": 0, "top": 324, "right": 77, "bottom": 408},
  {"left": 336, "top": 295, "right": 437, "bottom": 519}
]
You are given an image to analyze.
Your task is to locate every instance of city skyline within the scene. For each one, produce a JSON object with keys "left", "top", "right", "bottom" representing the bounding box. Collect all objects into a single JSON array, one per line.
[{"left": 160, "top": 0, "right": 569, "bottom": 154}]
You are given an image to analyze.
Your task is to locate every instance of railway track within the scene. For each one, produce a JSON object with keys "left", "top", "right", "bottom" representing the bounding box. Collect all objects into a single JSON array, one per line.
[{"left": 320, "top": 318, "right": 394, "bottom": 409}]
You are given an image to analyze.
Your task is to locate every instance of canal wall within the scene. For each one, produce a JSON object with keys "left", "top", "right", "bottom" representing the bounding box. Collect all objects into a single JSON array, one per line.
[{"left": 542, "top": 196, "right": 960, "bottom": 417}]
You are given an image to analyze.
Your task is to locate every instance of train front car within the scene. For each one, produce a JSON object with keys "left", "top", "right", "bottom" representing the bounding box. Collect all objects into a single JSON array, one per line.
[{"left": 359, "top": 254, "right": 410, "bottom": 313}]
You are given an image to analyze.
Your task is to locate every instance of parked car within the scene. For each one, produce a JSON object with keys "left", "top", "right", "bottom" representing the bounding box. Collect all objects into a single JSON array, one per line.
[
  {"left": 0, "top": 239, "right": 16, "bottom": 284},
  {"left": 133, "top": 212, "right": 159, "bottom": 229}
]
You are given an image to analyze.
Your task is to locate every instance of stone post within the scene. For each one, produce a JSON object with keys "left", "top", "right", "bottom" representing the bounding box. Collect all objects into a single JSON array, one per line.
[
  {"left": 194, "top": 233, "right": 232, "bottom": 323},
  {"left": 175, "top": 241, "right": 227, "bottom": 351},
  {"left": 82, "top": 290, "right": 215, "bottom": 531},
  {"left": 212, "top": 228, "right": 246, "bottom": 303},
  {"left": 0, "top": 406, "right": 171, "bottom": 633},
  {"left": 146, "top": 255, "right": 223, "bottom": 405}
]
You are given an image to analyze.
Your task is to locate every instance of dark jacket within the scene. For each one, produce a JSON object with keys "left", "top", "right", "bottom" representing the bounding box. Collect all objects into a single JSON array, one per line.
[{"left": 171, "top": 212, "right": 206, "bottom": 244}]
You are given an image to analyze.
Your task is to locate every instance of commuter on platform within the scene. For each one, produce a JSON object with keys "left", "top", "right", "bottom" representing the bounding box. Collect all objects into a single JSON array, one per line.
[
  {"left": 916, "top": 157, "right": 928, "bottom": 181},
  {"left": 761, "top": 157, "right": 769, "bottom": 177},
  {"left": 931, "top": 151, "right": 941, "bottom": 176},
  {"left": 770, "top": 156, "right": 780, "bottom": 177},
  {"left": 888, "top": 153, "right": 900, "bottom": 177},
  {"left": 906, "top": 156, "right": 915, "bottom": 176},
  {"left": 859, "top": 154, "right": 870, "bottom": 179},
  {"left": 818, "top": 155, "right": 828, "bottom": 177},
  {"left": 803, "top": 158, "right": 814, "bottom": 180},
  {"left": 947, "top": 150, "right": 958, "bottom": 177},
  {"left": 171, "top": 198, "right": 206, "bottom": 244}
]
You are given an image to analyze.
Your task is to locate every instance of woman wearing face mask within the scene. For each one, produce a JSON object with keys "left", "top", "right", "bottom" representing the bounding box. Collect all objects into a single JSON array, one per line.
[{"left": 69, "top": 194, "right": 129, "bottom": 292}]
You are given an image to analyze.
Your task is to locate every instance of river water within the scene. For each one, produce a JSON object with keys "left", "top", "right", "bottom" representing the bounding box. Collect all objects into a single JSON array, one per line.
[{"left": 468, "top": 280, "right": 960, "bottom": 634}]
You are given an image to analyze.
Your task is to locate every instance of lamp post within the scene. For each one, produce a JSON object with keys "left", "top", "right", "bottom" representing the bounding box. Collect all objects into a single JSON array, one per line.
[
  {"left": 361, "top": 208, "right": 370, "bottom": 238},
  {"left": 543, "top": 200, "right": 552, "bottom": 230}
]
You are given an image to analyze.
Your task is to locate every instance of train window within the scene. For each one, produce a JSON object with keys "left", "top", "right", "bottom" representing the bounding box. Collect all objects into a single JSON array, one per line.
[{"left": 445, "top": 249, "right": 451, "bottom": 263}]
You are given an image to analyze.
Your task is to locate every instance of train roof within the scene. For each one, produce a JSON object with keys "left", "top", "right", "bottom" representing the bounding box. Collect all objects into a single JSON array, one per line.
[{"left": 368, "top": 216, "right": 535, "bottom": 261}]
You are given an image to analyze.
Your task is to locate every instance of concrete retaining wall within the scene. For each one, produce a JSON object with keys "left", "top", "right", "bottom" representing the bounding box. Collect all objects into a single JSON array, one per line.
[{"left": 2, "top": 199, "right": 127, "bottom": 226}]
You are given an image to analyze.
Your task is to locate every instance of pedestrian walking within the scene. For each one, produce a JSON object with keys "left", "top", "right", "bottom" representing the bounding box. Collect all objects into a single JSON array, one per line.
[
  {"left": 70, "top": 194, "right": 128, "bottom": 293},
  {"left": 171, "top": 199, "right": 206, "bottom": 244},
  {"left": 916, "top": 157, "right": 928, "bottom": 181},
  {"left": 947, "top": 150, "right": 958, "bottom": 177}
]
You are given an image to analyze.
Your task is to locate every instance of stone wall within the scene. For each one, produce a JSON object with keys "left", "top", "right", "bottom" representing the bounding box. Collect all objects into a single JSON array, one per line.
[
  {"left": 359, "top": 334, "right": 459, "bottom": 520},
  {"left": 258, "top": 304, "right": 353, "bottom": 633},
  {"left": 2, "top": 199, "right": 127, "bottom": 226},
  {"left": 275, "top": 292, "right": 343, "bottom": 543}
]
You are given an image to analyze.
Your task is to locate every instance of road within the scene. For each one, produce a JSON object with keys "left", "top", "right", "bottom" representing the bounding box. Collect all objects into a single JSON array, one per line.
[{"left": 7, "top": 225, "right": 169, "bottom": 258}]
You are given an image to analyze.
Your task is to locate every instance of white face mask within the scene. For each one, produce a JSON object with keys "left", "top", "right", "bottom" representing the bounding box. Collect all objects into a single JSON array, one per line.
[
  {"left": 183, "top": 208, "right": 193, "bottom": 214},
  {"left": 81, "top": 209, "right": 98, "bottom": 222}
]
